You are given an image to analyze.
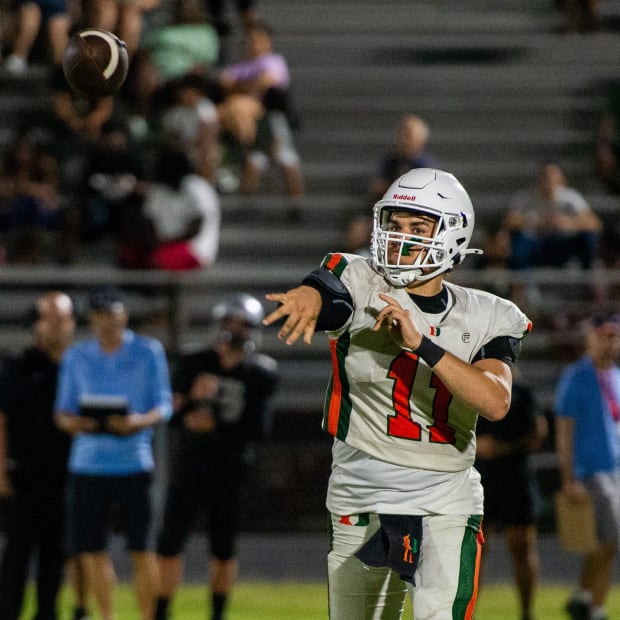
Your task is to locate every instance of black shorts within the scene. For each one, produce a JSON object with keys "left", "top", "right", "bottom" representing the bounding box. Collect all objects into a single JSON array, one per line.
[
  {"left": 66, "top": 472, "right": 155, "bottom": 553},
  {"left": 157, "top": 464, "right": 242, "bottom": 561},
  {"left": 479, "top": 461, "right": 539, "bottom": 528}
]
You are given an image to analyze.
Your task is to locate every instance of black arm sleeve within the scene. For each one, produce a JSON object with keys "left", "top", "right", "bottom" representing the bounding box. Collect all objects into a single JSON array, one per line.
[
  {"left": 301, "top": 268, "right": 354, "bottom": 331},
  {"left": 472, "top": 335, "right": 522, "bottom": 364}
]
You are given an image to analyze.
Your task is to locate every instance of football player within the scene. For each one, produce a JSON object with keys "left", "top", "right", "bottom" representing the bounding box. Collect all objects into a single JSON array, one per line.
[
  {"left": 155, "top": 293, "right": 279, "bottom": 620},
  {"left": 263, "top": 168, "right": 532, "bottom": 620}
]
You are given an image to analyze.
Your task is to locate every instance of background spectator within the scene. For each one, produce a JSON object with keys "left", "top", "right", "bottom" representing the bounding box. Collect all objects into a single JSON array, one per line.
[
  {"left": 0, "top": 292, "right": 76, "bottom": 620},
  {"left": 340, "top": 213, "right": 372, "bottom": 258},
  {"left": 54, "top": 285, "right": 172, "bottom": 620},
  {"left": 206, "top": 0, "right": 258, "bottom": 64},
  {"left": 595, "top": 80, "right": 620, "bottom": 194},
  {"left": 77, "top": 118, "right": 145, "bottom": 243},
  {"left": 219, "top": 19, "right": 305, "bottom": 214},
  {"left": 141, "top": 146, "right": 220, "bottom": 271},
  {"left": 118, "top": 47, "right": 166, "bottom": 144},
  {"left": 47, "top": 67, "right": 117, "bottom": 194},
  {"left": 367, "top": 114, "right": 442, "bottom": 205},
  {"left": 0, "top": 128, "right": 73, "bottom": 264},
  {"left": 80, "top": 0, "right": 160, "bottom": 56},
  {"left": 502, "top": 160, "right": 602, "bottom": 270},
  {"left": 2, "top": 0, "right": 70, "bottom": 74},
  {"left": 556, "top": 0, "right": 600, "bottom": 32},
  {"left": 156, "top": 292, "right": 278, "bottom": 620},
  {"left": 157, "top": 73, "right": 222, "bottom": 182},
  {"left": 140, "top": 0, "right": 219, "bottom": 82},
  {"left": 476, "top": 368, "right": 548, "bottom": 620},
  {"left": 555, "top": 312, "right": 620, "bottom": 620}
]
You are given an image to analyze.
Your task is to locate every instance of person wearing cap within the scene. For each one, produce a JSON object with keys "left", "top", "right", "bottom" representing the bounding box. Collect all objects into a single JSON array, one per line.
[
  {"left": 155, "top": 293, "right": 278, "bottom": 620},
  {"left": 555, "top": 312, "right": 620, "bottom": 620},
  {"left": 54, "top": 286, "right": 173, "bottom": 620}
]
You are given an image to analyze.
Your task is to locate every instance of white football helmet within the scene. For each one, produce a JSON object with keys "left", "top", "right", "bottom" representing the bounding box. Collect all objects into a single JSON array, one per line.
[{"left": 371, "top": 168, "right": 482, "bottom": 286}]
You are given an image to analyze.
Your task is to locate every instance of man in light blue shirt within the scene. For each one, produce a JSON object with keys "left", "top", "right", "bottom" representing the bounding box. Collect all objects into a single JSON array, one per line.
[
  {"left": 55, "top": 286, "right": 172, "bottom": 620},
  {"left": 555, "top": 312, "right": 620, "bottom": 620}
]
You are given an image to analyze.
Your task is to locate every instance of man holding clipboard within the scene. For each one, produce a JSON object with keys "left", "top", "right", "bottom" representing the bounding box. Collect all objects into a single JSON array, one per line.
[
  {"left": 555, "top": 313, "right": 620, "bottom": 620},
  {"left": 55, "top": 286, "right": 172, "bottom": 620}
]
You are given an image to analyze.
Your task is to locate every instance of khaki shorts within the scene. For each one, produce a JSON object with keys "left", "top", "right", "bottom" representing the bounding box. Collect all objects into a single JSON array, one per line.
[{"left": 584, "top": 470, "right": 620, "bottom": 543}]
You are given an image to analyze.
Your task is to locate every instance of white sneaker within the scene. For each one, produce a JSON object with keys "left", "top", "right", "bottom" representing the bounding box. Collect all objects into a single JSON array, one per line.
[{"left": 4, "top": 54, "right": 27, "bottom": 74}]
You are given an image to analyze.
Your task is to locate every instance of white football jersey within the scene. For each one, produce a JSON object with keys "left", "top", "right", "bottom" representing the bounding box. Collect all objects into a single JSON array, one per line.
[{"left": 320, "top": 253, "right": 532, "bottom": 473}]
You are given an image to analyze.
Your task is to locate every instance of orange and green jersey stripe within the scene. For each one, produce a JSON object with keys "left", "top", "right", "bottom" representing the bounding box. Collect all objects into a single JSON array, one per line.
[
  {"left": 323, "top": 332, "right": 352, "bottom": 440},
  {"left": 452, "top": 515, "right": 483, "bottom": 619}
]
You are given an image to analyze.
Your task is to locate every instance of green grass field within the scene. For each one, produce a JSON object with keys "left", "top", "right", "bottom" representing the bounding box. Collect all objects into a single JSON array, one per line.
[{"left": 18, "top": 581, "right": 620, "bottom": 619}]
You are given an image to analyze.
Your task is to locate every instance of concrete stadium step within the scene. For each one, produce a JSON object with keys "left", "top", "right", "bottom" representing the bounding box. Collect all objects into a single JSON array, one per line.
[
  {"left": 260, "top": 2, "right": 554, "bottom": 36},
  {"left": 290, "top": 64, "right": 618, "bottom": 95},
  {"left": 299, "top": 104, "right": 599, "bottom": 132}
]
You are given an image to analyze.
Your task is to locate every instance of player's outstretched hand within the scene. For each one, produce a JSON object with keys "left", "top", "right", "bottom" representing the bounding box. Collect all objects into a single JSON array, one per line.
[
  {"left": 373, "top": 293, "right": 423, "bottom": 350},
  {"left": 263, "top": 285, "right": 322, "bottom": 345}
]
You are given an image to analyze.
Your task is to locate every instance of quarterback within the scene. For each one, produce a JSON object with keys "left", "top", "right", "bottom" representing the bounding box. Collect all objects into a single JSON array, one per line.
[{"left": 263, "top": 168, "right": 532, "bottom": 619}]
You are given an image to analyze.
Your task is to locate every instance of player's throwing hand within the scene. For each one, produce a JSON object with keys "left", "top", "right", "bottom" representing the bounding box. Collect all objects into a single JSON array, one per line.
[
  {"left": 263, "top": 286, "right": 322, "bottom": 345},
  {"left": 373, "top": 293, "right": 423, "bottom": 351}
]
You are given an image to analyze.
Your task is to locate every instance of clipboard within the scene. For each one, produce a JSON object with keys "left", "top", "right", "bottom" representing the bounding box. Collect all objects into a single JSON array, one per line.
[
  {"left": 80, "top": 395, "right": 128, "bottom": 434},
  {"left": 554, "top": 490, "right": 599, "bottom": 553}
]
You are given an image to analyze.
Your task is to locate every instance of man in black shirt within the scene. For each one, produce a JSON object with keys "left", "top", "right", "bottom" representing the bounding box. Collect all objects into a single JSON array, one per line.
[
  {"left": 155, "top": 292, "right": 279, "bottom": 620},
  {"left": 0, "top": 291, "right": 76, "bottom": 620},
  {"left": 475, "top": 371, "right": 548, "bottom": 620}
]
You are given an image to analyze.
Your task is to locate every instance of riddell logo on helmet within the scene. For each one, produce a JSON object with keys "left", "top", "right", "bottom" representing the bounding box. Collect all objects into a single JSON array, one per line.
[{"left": 393, "top": 193, "right": 416, "bottom": 201}]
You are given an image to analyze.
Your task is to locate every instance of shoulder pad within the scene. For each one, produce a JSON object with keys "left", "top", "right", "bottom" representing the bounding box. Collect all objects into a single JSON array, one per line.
[{"left": 302, "top": 267, "right": 351, "bottom": 299}]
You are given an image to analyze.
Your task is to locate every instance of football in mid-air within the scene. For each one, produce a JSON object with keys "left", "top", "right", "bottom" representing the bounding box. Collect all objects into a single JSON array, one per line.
[{"left": 62, "top": 28, "right": 129, "bottom": 98}]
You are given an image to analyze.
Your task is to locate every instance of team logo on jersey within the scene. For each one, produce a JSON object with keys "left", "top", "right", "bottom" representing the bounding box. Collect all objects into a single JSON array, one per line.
[
  {"left": 462, "top": 332, "right": 471, "bottom": 343},
  {"left": 402, "top": 534, "right": 418, "bottom": 563}
]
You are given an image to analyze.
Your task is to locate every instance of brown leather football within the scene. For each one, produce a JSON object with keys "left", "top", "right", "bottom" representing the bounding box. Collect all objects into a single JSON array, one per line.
[{"left": 62, "top": 29, "right": 129, "bottom": 98}]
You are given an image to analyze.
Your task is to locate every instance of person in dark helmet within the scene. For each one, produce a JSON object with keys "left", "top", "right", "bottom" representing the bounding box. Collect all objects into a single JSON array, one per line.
[{"left": 155, "top": 292, "right": 279, "bottom": 620}]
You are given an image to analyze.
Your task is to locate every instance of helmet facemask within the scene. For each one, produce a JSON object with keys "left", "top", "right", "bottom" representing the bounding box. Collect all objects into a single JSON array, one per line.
[{"left": 217, "top": 317, "right": 261, "bottom": 353}]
